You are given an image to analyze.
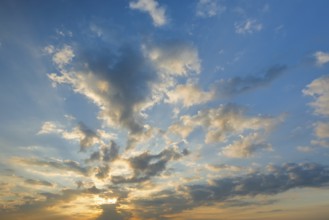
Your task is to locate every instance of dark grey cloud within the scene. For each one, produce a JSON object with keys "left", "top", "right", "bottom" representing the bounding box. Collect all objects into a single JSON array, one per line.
[
  {"left": 88, "top": 140, "right": 119, "bottom": 163},
  {"left": 87, "top": 140, "right": 120, "bottom": 180},
  {"left": 95, "top": 164, "right": 111, "bottom": 180},
  {"left": 215, "top": 64, "right": 287, "bottom": 98},
  {"left": 132, "top": 162, "right": 329, "bottom": 218},
  {"left": 77, "top": 122, "right": 99, "bottom": 151},
  {"left": 189, "top": 162, "right": 329, "bottom": 203},
  {"left": 111, "top": 148, "right": 185, "bottom": 184},
  {"left": 78, "top": 45, "right": 157, "bottom": 135},
  {"left": 96, "top": 204, "right": 131, "bottom": 220}
]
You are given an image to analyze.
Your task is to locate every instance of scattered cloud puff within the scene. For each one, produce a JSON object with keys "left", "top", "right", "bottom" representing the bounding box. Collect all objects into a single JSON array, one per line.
[
  {"left": 166, "top": 83, "right": 214, "bottom": 107},
  {"left": 314, "top": 51, "right": 329, "bottom": 66},
  {"left": 146, "top": 41, "right": 201, "bottom": 76},
  {"left": 196, "top": 0, "right": 226, "bottom": 18},
  {"left": 303, "top": 75, "right": 329, "bottom": 150},
  {"left": 314, "top": 122, "right": 329, "bottom": 139},
  {"left": 235, "top": 19, "right": 263, "bottom": 34},
  {"left": 51, "top": 45, "right": 75, "bottom": 68},
  {"left": 222, "top": 132, "right": 272, "bottom": 158},
  {"left": 169, "top": 103, "right": 282, "bottom": 146},
  {"left": 303, "top": 75, "right": 329, "bottom": 117},
  {"left": 130, "top": 0, "right": 167, "bottom": 27}
]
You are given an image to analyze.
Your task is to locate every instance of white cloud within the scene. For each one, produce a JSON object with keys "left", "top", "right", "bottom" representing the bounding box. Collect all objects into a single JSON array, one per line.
[
  {"left": 235, "top": 19, "right": 263, "bottom": 34},
  {"left": 169, "top": 104, "right": 282, "bottom": 144},
  {"left": 37, "top": 121, "right": 61, "bottom": 135},
  {"left": 129, "top": 0, "right": 167, "bottom": 27},
  {"left": 222, "top": 133, "right": 272, "bottom": 158},
  {"left": 314, "top": 122, "right": 329, "bottom": 139},
  {"left": 314, "top": 51, "right": 329, "bottom": 66},
  {"left": 52, "top": 45, "right": 75, "bottom": 68},
  {"left": 166, "top": 83, "right": 214, "bottom": 107},
  {"left": 296, "top": 146, "right": 313, "bottom": 153},
  {"left": 196, "top": 0, "right": 226, "bottom": 18},
  {"left": 146, "top": 41, "right": 201, "bottom": 76},
  {"left": 311, "top": 139, "right": 329, "bottom": 148},
  {"left": 303, "top": 75, "right": 329, "bottom": 117},
  {"left": 43, "top": 45, "right": 55, "bottom": 54}
]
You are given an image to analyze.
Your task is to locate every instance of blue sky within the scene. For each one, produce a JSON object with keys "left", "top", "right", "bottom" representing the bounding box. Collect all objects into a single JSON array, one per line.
[{"left": 1, "top": 0, "right": 329, "bottom": 219}]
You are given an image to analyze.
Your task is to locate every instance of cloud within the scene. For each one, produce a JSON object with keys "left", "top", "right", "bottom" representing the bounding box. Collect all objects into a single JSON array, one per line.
[
  {"left": 48, "top": 41, "right": 200, "bottom": 149},
  {"left": 111, "top": 148, "right": 185, "bottom": 184},
  {"left": 221, "top": 132, "right": 272, "bottom": 158},
  {"left": 235, "top": 19, "right": 263, "bottom": 34},
  {"left": 314, "top": 122, "right": 329, "bottom": 139},
  {"left": 52, "top": 45, "right": 75, "bottom": 68},
  {"left": 88, "top": 140, "right": 119, "bottom": 163},
  {"left": 24, "top": 179, "right": 54, "bottom": 187},
  {"left": 200, "top": 162, "right": 329, "bottom": 199},
  {"left": 1, "top": 187, "right": 111, "bottom": 220},
  {"left": 96, "top": 204, "right": 131, "bottom": 220},
  {"left": 166, "top": 83, "right": 214, "bottom": 107},
  {"left": 169, "top": 103, "right": 282, "bottom": 144},
  {"left": 303, "top": 75, "right": 329, "bottom": 117},
  {"left": 38, "top": 121, "right": 99, "bottom": 151},
  {"left": 74, "top": 123, "right": 99, "bottom": 151},
  {"left": 129, "top": 0, "right": 167, "bottom": 27},
  {"left": 297, "top": 146, "right": 314, "bottom": 153},
  {"left": 196, "top": 0, "right": 226, "bottom": 18},
  {"left": 15, "top": 158, "right": 91, "bottom": 176},
  {"left": 205, "top": 164, "right": 242, "bottom": 172},
  {"left": 314, "top": 51, "right": 329, "bottom": 66},
  {"left": 146, "top": 40, "right": 201, "bottom": 76},
  {"left": 87, "top": 140, "right": 120, "bottom": 179},
  {"left": 132, "top": 162, "right": 329, "bottom": 218},
  {"left": 215, "top": 65, "right": 287, "bottom": 98},
  {"left": 311, "top": 139, "right": 329, "bottom": 148}
]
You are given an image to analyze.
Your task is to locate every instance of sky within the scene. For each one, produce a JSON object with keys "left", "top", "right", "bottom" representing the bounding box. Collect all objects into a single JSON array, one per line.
[{"left": 1, "top": 0, "right": 329, "bottom": 219}]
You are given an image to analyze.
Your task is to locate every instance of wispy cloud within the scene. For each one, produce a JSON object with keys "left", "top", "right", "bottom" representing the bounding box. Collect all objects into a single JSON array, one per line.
[
  {"left": 215, "top": 65, "right": 287, "bottom": 98},
  {"left": 130, "top": 0, "right": 167, "bottom": 27},
  {"left": 38, "top": 121, "right": 100, "bottom": 151},
  {"left": 196, "top": 0, "right": 226, "bottom": 18},
  {"left": 14, "top": 157, "right": 92, "bottom": 176},
  {"left": 235, "top": 19, "right": 263, "bottom": 34},
  {"left": 314, "top": 51, "right": 329, "bottom": 66}
]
